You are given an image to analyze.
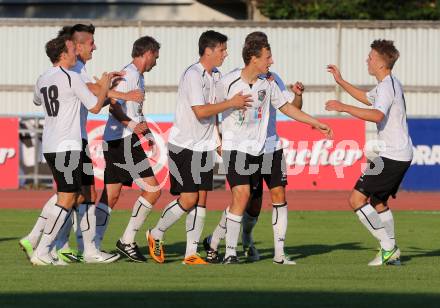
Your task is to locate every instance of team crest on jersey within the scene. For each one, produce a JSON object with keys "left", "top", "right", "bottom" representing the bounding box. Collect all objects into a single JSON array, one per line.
[{"left": 258, "top": 90, "right": 266, "bottom": 102}]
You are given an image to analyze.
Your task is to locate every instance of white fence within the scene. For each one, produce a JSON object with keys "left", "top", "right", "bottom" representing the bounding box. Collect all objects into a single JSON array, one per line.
[{"left": 0, "top": 19, "right": 439, "bottom": 118}]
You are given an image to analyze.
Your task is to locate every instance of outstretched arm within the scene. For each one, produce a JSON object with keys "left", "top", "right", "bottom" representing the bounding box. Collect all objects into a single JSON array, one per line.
[
  {"left": 279, "top": 103, "right": 333, "bottom": 138},
  {"left": 191, "top": 92, "right": 252, "bottom": 120},
  {"left": 325, "top": 100, "right": 384, "bottom": 123},
  {"left": 87, "top": 83, "right": 144, "bottom": 103},
  {"left": 327, "top": 64, "right": 371, "bottom": 106}
]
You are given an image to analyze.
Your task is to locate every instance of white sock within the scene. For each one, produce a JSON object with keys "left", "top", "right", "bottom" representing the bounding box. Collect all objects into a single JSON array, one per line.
[
  {"left": 224, "top": 210, "right": 242, "bottom": 258},
  {"left": 379, "top": 208, "right": 396, "bottom": 247},
  {"left": 355, "top": 203, "right": 394, "bottom": 251},
  {"left": 242, "top": 210, "right": 258, "bottom": 248},
  {"left": 272, "top": 203, "right": 288, "bottom": 259},
  {"left": 55, "top": 208, "right": 73, "bottom": 251},
  {"left": 151, "top": 199, "right": 186, "bottom": 241},
  {"left": 25, "top": 194, "right": 57, "bottom": 247},
  {"left": 34, "top": 205, "right": 69, "bottom": 257},
  {"left": 121, "top": 196, "right": 153, "bottom": 244},
  {"left": 95, "top": 202, "right": 112, "bottom": 250},
  {"left": 210, "top": 207, "right": 228, "bottom": 251},
  {"left": 185, "top": 206, "right": 206, "bottom": 258},
  {"left": 73, "top": 207, "right": 84, "bottom": 253},
  {"left": 79, "top": 203, "right": 98, "bottom": 256}
]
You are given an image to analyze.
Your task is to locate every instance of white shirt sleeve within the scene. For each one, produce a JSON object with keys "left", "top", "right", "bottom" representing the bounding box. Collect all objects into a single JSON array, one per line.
[
  {"left": 270, "top": 81, "right": 288, "bottom": 110},
  {"left": 71, "top": 72, "right": 98, "bottom": 110},
  {"left": 366, "top": 85, "right": 378, "bottom": 104},
  {"left": 79, "top": 66, "right": 93, "bottom": 84},
  {"left": 271, "top": 72, "right": 295, "bottom": 103},
  {"left": 372, "top": 82, "right": 394, "bottom": 116},
  {"left": 33, "top": 83, "right": 42, "bottom": 106},
  {"left": 187, "top": 70, "right": 206, "bottom": 106}
]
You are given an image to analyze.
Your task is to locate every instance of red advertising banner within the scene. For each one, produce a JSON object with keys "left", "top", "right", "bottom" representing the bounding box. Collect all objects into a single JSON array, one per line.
[
  {"left": 0, "top": 118, "right": 19, "bottom": 189},
  {"left": 277, "top": 118, "right": 365, "bottom": 190},
  {"left": 86, "top": 118, "right": 365, "bottom": 191},
  {"left": 86, "top": 120, "right": 172, "bottom": 190}
]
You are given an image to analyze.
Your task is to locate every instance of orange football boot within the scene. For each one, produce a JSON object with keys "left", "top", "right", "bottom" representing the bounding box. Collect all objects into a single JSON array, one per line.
[
  {"left": 146, "top": 229, "right": 165, "bottom": 263},
  {"left": 183, "top": 254, "right": 208, "bottom": 265}
]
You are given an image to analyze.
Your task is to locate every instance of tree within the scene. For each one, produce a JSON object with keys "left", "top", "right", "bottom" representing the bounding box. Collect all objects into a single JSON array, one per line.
[{"left": 257, "top": 0, "right": 440, "bottom": 20}]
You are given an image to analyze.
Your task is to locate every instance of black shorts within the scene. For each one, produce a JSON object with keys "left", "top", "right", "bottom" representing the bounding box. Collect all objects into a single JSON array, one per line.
[
  {"left": 252, "top": 149, "right": 288, "bottom": 199},
  {"left": 81, "top": 139, "right": 95, "bottom": 186},
  {"left": 104, "top": 134, "right": 154, "bottom": 186},
  {"left": 168, "top": 144, "right": 214, "bottom": 196},
  {"left": 44, "top": 151, "right": 82, "bottom": 193},
  {"left": 354, "top": 156, "right": 411, "bottom": 206},
  {"left": 223, "top": 150, "right": 263, "bottom": 190}
]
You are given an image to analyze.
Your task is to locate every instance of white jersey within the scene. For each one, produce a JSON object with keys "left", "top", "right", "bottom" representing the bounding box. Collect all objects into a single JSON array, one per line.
[
  {"left": 263, "top": 72, "right": 295, "bottom": 153},
  {"left": 367, "top": 74, "right": 413, "bottom": 161},
  {"left": 217, "top": 69, "right": 288, "bottom": 156},
  {"left": 168, "top": 62, "right": 221, "bottom": 151},
  {"left": 33, "top": 66, "right": 98, "bottom": 153},
  {"left": 103, "top": 63, "right": 145, "bottom": 141},
  {"left": 70, "top": 59, "right": 93, "bottom": 140}
]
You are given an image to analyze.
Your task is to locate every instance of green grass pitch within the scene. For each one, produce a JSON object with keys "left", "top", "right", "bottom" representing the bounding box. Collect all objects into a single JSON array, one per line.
[{"left": 1, "top": 209, "right": 440, "bottom": 307}]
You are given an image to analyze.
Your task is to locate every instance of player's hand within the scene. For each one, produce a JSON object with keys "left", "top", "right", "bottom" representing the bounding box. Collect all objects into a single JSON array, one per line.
[
  {"left": 315, "top": 122, "right": 333, "bottom": 139},
  {"left": 290, "top": 82, "right": 305, "bottom": 96},
  {"left": 229, "top": 91, "right": 252, "bottom": 110},
  {"left": 125, "top": 90, "right": 145, "bottom": 103},
  {"left": 108, "top": 70, "right": 125, "bottom": 78},
  {"left": 94, "top": 72, "right": 112, "bottom": 90},
  {"left": 216, "top": 145, "right": 222, "bottom": 156},
  {"left": 327, "top": 64, "right": 343, "bottom": 84},
  {"left": 325, "top": 100, "right": 346, "bottom": 112},
  {"left": 133, "top": 122, "right": 149, "bottom": 135}
]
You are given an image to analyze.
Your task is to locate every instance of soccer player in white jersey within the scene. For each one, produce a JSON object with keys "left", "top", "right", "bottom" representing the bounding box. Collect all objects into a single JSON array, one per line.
[
  {"left": 213, "top": 33, "right": 332, "bottom": 264},
  {"left": 95, "top": 36, "right": 161, "bottom": 262},
  {"left": 30, "top": 35, "right": 113, "bottom": 265},
  {"left": 203, "top": 32, "right": 307, "bottom": 264},
  {"left": 20, "top": 24, "right": 142, "bottom": 264},
  {"left": 326, "top": 40, "right": 412, "bottom": 266},
  {"left": 56, "top": 24, "right": 144, "bottom": 263},
  {"left": 146, "top": 30, "right": 251, "bottom": 264}
]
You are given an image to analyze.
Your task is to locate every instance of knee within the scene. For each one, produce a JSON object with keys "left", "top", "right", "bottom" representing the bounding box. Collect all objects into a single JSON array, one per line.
[
  {"left": 179, "top": 193, "right": 199, "bottom": 209},
  {"left": 270, "top": 187, "right": 285, "bottom": 204},
  {"left": 348, "top": 192, "right": 366, "bottom": 210},
  {"left": 142, "top": 189, "right": 161, "bottom": 205},
  {"left": 76, "top": 194, "right": 85, "bottom": 205},
  {"left": 234, "top": 187, "right": 250, "bottom": 205},
  {"left": 107, "top": 193, "right": 120, "bottom": 208}
]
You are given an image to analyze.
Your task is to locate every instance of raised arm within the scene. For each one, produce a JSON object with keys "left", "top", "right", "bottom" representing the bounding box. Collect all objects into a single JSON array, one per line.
[
  {"left": 289, "top": 82, "right": 304, "bottom": 109},
  {"left": 327, "top": 64, "right": 371, "bottom": 106}
]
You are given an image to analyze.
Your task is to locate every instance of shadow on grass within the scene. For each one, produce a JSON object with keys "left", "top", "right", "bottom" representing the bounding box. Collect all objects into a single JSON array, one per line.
[
  {"left": 111, "top": 241, "right": 368, "bottom": 263},
  {"left": 0, "top": 291, "right": 439, "bottom": 308},
  {"left": 251, "top": 242, "right": 366, "bottom": 261},
  {"left": 0, "top": 237, "right": 19, "bottom": 243},
  {"left": 400, "top": 248, "right": 440, "bottom": 262}
]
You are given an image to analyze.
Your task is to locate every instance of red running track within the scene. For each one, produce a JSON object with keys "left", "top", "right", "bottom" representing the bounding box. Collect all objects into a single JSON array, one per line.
[{"left": 0, "top": 189, "right": 439, "bottom": 211}]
